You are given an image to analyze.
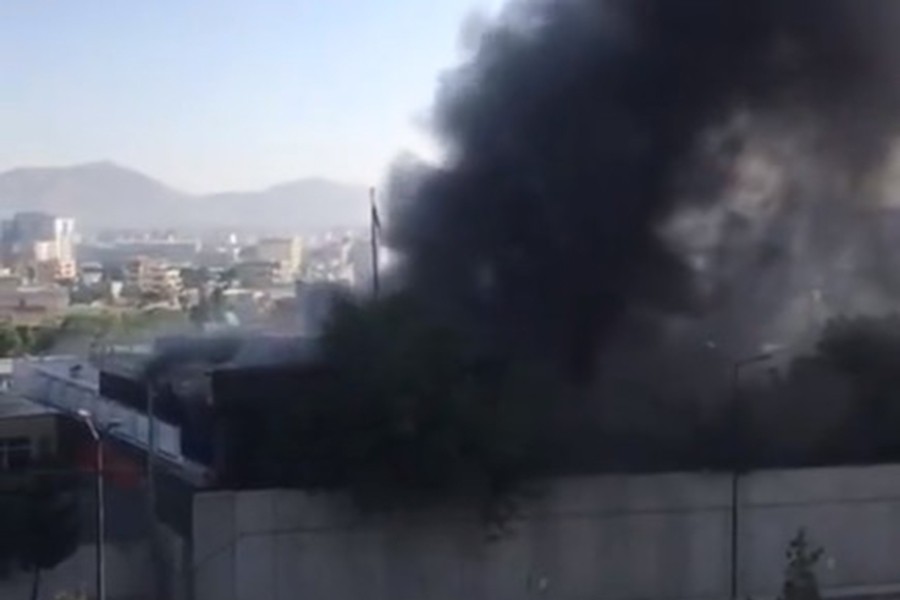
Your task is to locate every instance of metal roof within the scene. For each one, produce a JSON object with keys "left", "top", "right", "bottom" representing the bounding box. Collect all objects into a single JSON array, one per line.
[{"left": 0, "top": 392, "right": 58, "bottom": 419}]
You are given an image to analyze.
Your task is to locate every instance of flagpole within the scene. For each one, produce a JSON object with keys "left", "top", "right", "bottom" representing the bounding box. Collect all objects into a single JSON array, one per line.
[{"left": 370, "top": 187, "right": 381, "bottom": 299}]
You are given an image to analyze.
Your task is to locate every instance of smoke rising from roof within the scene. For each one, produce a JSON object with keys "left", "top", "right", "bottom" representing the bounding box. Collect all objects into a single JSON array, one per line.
[{"left": 386, "top": 0, "right": 900, "bottom": 380}]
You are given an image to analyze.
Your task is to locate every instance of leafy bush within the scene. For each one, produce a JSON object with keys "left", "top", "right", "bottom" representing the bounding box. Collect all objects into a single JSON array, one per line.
[
  {"left": 778, "top": 529, "right": 823, "bottom": 600},
  {"left": 0, "top": 322, "right": 22, "bottom": 357}
]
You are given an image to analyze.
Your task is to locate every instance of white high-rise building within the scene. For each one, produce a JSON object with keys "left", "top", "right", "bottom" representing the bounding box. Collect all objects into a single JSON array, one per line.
[
  {"left": 1, "top": 212, "right": 76, "bottom": 281},
  {"left": 252, "top": 237, "right": 303, "bottom": 283}
]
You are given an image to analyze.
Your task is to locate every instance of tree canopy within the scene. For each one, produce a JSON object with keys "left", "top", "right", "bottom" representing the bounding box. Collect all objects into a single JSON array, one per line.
[
  {"left": 0, "top": 323, "right": 22, "bottom": 358},
  {"left": 18, "top": 309, "right": 189, "bottom": 356}
]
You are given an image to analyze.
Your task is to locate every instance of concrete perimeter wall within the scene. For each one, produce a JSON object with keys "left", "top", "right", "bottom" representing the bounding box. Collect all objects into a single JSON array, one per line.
[{"left": 192, "top": 464, "right": 900, "bottom": 600}]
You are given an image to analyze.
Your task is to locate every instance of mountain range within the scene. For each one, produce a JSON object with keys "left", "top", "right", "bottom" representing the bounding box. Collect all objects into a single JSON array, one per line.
[{"left": 0, "top": 162, "right": 370, "bottom": 233}]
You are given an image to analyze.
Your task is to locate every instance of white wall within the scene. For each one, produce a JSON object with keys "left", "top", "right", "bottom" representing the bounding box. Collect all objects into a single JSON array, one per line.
[
  {"left": 741, "top": 465, "right": 900, "bottom": 598},
  {"left": 192, "top": 464, "right": 900, "bottom": 600}
]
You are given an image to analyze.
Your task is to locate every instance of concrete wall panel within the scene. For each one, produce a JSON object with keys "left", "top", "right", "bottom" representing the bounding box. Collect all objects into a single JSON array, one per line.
[{"left": 194, "top": 465, "right": 900, "bottom": 600}]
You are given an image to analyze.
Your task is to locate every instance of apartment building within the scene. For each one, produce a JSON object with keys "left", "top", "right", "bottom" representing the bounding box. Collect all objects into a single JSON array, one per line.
[
  {"left": 0, "top": 212, "right": 77, "bottom": 283},
  {"left": 123, "top": 257, "right": 183, "bottom": 300},
  {"left": 251, "top": 237, "right": 303, "bottom": 283}
]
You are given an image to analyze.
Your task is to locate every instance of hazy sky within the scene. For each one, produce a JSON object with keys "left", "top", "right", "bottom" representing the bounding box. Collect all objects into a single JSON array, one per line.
[{"left": 0, "top": 0, "right": 504, "bottom": 193}]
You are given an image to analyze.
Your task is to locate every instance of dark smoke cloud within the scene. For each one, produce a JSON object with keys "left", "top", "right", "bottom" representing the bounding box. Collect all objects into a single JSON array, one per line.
[{"left": 387, "top": 0, "right": 900, "bottom": 380}]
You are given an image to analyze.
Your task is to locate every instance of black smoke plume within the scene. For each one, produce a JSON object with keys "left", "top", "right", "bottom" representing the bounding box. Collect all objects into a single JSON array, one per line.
[{"left": 387, "top": 0, "right": 900, "bottom": 382}]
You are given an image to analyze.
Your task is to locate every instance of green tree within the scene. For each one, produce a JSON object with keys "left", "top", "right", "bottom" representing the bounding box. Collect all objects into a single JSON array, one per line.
[
  {"left": 24, "top": 325, "right": 64, "bottom": 356},
  {"left": 179, "top": 266, "right": 210, "bottom": 290},
  {"left": 22, "top": 310, "right": 189, "bottom": 356},
  {"left": 218, "top": 267, "right": 237, "bottom": 288},
  {"left": 0, "top": 322, "right": 23, "bottom": 357},
  {"left": 189, "top": 272, "right": 233, "bottom": 330},
  {"left": 120, "top": 308, "right": 187, "bottom": 333},
  {"left": 31, "top": 313, "right": 119, "bottom": 355},
  {"left": 778, "top": 529, "right": 824, "bottom": 600},
  {"left": 16, "top": 326, "right": 33, "bottom": 354}
]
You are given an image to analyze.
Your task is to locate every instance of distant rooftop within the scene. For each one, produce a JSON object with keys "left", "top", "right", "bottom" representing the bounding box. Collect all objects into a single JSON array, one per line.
[
  {"left": 94, "top": 350, "right": 153, "bottom": 380},
  {"left": 92, "top": 332, "right": 319, "bottom": 380}
]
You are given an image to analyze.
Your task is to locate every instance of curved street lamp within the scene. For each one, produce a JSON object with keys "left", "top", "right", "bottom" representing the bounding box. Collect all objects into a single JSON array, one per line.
[
  {"left": 729, "top": 349, "right": 781, "bottom": 600},
  {"left": 76, "top": 409, "right": 119, "bottom": 600}
]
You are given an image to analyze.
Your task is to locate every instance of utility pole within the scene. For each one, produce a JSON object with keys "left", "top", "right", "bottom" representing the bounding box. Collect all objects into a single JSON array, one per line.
[
  {"left": 146, "top": 382, "right": 156, "bottom": 519},
  {"left": 369, "top": 187, "right": 381, "bottom": 299},
  {"left": 77, "top": 409, "right": 107, "bottom": 600},
  {"left": 730, "top": 351, "right": 776, "bottom": 600},
  {"left": 146, "top": 382, "right": 166, "bottom": 600},
  {"left": 94, "top": 430, "right": 106, "bottom": 600}
]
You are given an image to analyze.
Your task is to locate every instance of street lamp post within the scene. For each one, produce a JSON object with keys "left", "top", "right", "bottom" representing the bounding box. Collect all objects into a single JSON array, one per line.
[
  {"left": 146, "top": 383, "right": 156, "bottom": 526},
  {"left": 77, "top": 409, "right": 106, "bottom": 600},
  {"left": 729, "top": 351, "right": 776, "bottom": 600}
]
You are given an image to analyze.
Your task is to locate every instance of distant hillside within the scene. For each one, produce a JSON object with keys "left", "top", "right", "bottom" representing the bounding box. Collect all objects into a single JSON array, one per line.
[
  {"left": 204, "top": 178, "right": 370, "bottom": 232},
  {"left": 0, "top": 162, "right": 369, "bottom": 232}
]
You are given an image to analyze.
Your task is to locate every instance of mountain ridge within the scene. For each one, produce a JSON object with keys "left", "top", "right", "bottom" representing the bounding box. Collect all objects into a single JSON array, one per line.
[{"left": 0, "top": 162, "right": 369, "bottom": 232}]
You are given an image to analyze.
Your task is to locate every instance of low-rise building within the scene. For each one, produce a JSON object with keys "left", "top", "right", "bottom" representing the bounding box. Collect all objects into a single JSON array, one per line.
[
  {"left": 248, "top": 237, "right": 302, "bottom": 283},
  {"left": 79, "top": 262, "right": 104, "bottom": 287},
  {"left": 0, "top": 393, "right": 60, "bottom": 471},
  {"left": 78, "top": 239, "right": 200, "bottom": 266},
  {"left": 233, "top": 260, "right": 280, "bottom": 289},
  {"left": 30, "top": 257, "right": 77, "bottom": 282},
  {"left": 123, "top": 257, "right": 183, "bottom": 300},
  {"left": 1, "top": 212, "right": 77, "bottom": 284},
  {"left": 0, "top": 282, "right": 69, "bottom": 326}
]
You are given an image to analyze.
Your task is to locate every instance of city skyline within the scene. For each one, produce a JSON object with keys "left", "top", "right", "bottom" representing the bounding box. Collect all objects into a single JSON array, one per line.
[{"left": 1, "top": 0, "right": 505, "bottom": 194}]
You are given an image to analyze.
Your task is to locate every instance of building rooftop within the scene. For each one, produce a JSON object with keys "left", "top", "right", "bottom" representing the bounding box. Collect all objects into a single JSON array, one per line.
[
  {"left": 29, "top": 356, "right": 100, "bottom": 390},
  {"left": 94, "top": 351, "right": 152, "bottom": 380},
  {"left": 0, "top": 393, "right": 58, "bottom": 419},
  {"left": 13, "top": 356, "right": 211, "bottom": 487}
]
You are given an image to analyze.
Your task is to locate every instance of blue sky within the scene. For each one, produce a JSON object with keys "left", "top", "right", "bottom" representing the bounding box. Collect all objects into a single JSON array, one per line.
[{"left": 0, "top": 0, "right": 504, "bottom": 192}]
